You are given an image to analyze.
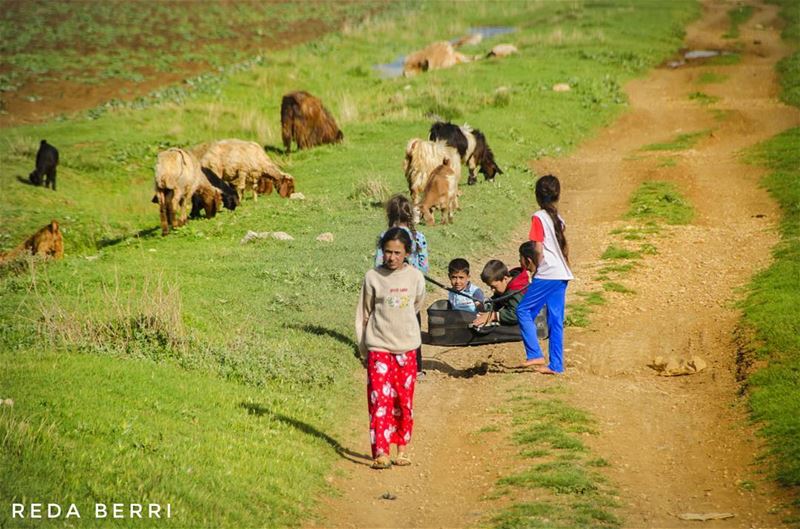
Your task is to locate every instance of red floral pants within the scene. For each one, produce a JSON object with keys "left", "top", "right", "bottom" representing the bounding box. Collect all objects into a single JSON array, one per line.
[{"left": 366, "top": 350, "right": 417, "bottom": 458}]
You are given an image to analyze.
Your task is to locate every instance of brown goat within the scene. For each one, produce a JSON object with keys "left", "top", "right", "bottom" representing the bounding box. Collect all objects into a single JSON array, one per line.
[
  {"left": 421, "top": 158, "right": 458, "bottom": 225},
  {"left": 281, "top": 91, "right": 343, "bottom": 153},
  {"left": 1, "top": 220, "right": 64, "bottom": 263}
]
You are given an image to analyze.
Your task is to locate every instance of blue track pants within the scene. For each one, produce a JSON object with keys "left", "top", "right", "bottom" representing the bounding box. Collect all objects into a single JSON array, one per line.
[{"left": 516, "top": 279, "right": 568, "bottom": 372}]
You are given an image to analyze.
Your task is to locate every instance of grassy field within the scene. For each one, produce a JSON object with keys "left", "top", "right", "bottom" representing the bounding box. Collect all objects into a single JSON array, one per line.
[
  {"left": 742, "top": 127, "right": 800, "bottom": 507},
  {"left": 0, "top": 1, "right": 371, "bottom": 93},
  {"left": 739, "top": 0, "right": 800, "bottom": 514},
  {"left": 1, "top": 1, "right": 699, "bottom": 527}
]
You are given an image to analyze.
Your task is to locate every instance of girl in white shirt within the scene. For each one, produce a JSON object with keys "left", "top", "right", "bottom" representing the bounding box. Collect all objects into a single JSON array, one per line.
[{"left": 517, "top": 175, "right": 573, "bottom": 374}]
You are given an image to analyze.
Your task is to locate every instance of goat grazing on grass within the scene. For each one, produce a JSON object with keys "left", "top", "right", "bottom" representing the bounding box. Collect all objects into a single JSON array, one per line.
[
  {"left": 200, "top": 139, "right": 294, "bottom": 202},
  {"left": 403, "top": 138, "right": 461, "bottom": 222},
  {"left": 421, "top": 158, "right": 458, "bottom": 225},
  {"left": 281, "top": 91, "right": 343, "bottom": 153},
  {"left": 429, "top": 122, "right": 502, "bottom": 185},
  {"left": 154, "top": 148, "right": 206, "bottom": 235},
  {"left": 29, "top": 140, "right": 59, "bottom": 190}
]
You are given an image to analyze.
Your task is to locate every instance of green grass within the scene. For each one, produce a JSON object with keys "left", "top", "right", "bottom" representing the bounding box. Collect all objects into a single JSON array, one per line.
[
  {"left": 771, "top": 0, "right": 800, "bottom": 106},
  {"left": 741, "top": 127, "right": 800, "bottom": 498},
  {"left": 723, "top": 5, "right": 755, "bottom": 39},
  {"left": 490, "top": 391, "right": 620, "bottom": 529},
  {"left": 0, "top": 0, "right": 701, "bottom": 526},
  {"left": 657, "top": 157, "right": 678, "bottom": 167},
  {"left": 601, "top": 245, "right": 641, "bottom": 260},
  {"left": 642, "top": 129, "right": 711, "bottom": 151},
  {"left": 626, "top": 181, "right": 694, "bottom": 224},
  {"left": 696, "top": 72, "right": 729, "bottom": 84},
  {"left": 689, "top": 91, "right": 721, "bottom": 106},
  {"left": 603, "top": 282, "right": 635, "bottom": 294},
  {"left": 566, "top": 291, "right": 606, "bottom": 328},
  {"left": 0, "top": 1, "right": 373, "bottom": 91}
]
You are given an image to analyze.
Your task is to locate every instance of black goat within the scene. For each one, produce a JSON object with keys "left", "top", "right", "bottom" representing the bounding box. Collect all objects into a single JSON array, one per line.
[
  {"left": 429, "top": 122, "right": 502, "bottom": 185},
  {"left": 29, "top": 140, "right": 59, "bottom": 190}
]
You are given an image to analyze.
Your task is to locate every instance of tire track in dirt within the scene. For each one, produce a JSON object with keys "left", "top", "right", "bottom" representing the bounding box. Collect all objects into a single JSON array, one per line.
[{"left": 315, "top": 1, "right": 799, "bottom": 527}]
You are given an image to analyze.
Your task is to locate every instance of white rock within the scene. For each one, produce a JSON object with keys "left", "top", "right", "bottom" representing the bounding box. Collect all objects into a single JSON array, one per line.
[
  {"left": 271, "top": 231, "right": 294, "bottom": 241},
  {"left": 289, "top": 192, "right": 305, "bottom": 200},
  {"left": 316, "top": 232, "right": 334, "bottom": 243},
  {"left": 553, "top": 83, "right": 571, "bottom": 92}
]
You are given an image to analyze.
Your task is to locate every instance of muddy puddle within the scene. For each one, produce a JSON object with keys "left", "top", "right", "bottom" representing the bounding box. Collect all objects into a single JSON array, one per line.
[
  {"left": 374, "top": 25, "right": 516, "bottom": 79},
  {"left": 665, "top": 49, "right": 735, "bottom": 68}
]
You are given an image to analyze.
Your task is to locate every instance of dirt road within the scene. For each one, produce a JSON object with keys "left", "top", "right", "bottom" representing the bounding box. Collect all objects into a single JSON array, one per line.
[{"left": 315, "top": 1, "right": 800, "bottom": 527}]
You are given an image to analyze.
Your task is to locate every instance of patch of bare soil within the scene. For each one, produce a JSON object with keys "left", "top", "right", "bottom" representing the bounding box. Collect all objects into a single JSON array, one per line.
[
  {"left": 315, "top": 1, "right": 800, "bottom": 528},
  {"left": 0, "top": 17, "right": 331, "bottom": 128}
]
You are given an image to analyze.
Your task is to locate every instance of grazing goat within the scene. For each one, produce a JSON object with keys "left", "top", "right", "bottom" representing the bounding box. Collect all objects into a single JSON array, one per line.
[
  {"left": 281, "top": 91, "right": 343, "bottom": 152},
  {"left": 421, "top": 158, "right": 458, "bottom": 225},
  {"left": 29, "top": 140, "right": 59, "bottom": 190},
  {"left": 201, "top": 167, "right": 239, "bottom": 211},
  {"left": 200, "top": 139, "right": 294, "bottom": 202},
  {"left": 1, "top": 220, "right": 64, "bottom": 263},
  {"left": 429, "top": 122, "right": 502, "bottom": 185},
  {"left": 190, "top": 177, "right": 223, "bottom": 220},
  {"left": 403, "top": 41, "right": 470, "bottom": 77},
  {"left": 154, "top": 148, "right": 206, "bottom": 235},
  {"left": 403, "top": 138, "right": 461, "bottom": 222}
]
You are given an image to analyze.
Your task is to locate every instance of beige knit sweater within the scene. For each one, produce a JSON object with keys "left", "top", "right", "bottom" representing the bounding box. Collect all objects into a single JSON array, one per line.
[{"left": 355, "top": 264, "right": 426, "bottom": 356}]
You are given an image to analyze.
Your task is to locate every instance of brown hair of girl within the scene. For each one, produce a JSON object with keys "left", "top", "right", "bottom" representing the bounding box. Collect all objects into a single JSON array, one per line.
[
  {"left": 385, "top": 193, "right": 417, "bottom": 243},
  {"left": 535, "top": 174, "right": 569, "bottom": 263}
]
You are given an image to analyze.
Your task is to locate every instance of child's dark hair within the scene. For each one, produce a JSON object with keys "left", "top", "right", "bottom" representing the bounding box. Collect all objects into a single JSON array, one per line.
[
  {"left": 448, "top": 258, "right": 470, "bottom": 275},
  {"left": 380, "top": 226, "right": 413, "bottom": 254},
  {"left": 481, "top": 260, "right": 509, "bottom": 284},
  {"left": 519, "top": 241, "right": 537, "bottom": 271},
  {"left": 535, "top": 174, "right": 569, "bottom": 263},
  {"left": 385, "top": 193, "right": 417, "bottom": 243}
]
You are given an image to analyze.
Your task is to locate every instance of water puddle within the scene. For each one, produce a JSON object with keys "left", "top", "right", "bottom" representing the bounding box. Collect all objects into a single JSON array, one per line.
[
  {"left": 374, "top": 26, "right": 516, "bottom": 79},
  {"left": 665, "top": 49, "right": 732, "bottom": 68}
]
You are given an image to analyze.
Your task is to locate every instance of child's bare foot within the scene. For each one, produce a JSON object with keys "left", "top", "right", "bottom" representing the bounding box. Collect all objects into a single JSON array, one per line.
[
  {"left": 534, "top": 366, "right": 557, "bottom": 375},
  {"left": 522, "top": 358, "right": 546, "bottom": 368}
]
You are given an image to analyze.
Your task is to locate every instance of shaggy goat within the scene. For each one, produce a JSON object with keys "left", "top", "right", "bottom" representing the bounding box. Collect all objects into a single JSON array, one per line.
[
  {"left": 200, "top": 139, "right": 293, "bottom": 202},
  {"left": 154, "top": 148, "right": 206, "bottom": 235},
  {"left": 421, "top": 158, "right": 458, "bottom": 225},
  {"left": 201, "top": 167, "right": 239, "bottom": 211},
  {"left": 403, "top": 138, "right": 461, "bottom": 222},
  {"left": 29, "top": 140, "right": 59, "bottom": 190},
  {"left": 403, "top": 41, "right": 470, "bottom": 77},
  {"left": 281, "top": 91, "right": 343, "bottom": 153},
  {"left": 1, "top": 220, "right": 64, "bottom": 263},
  {"left": 429, "top": 122, "right": 502, "bottom": 185}
]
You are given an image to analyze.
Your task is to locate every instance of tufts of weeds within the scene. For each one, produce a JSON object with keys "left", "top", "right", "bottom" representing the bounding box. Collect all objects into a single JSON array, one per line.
[
  {"left": 642, "top": 129, "right": 711, "bottom": 151},
  {"left": 626, "top": 181, "right": 693, "bottom": 225},
  {"left": 723, "top": 5, "right": 754, "bottom": 39},
  {"left": 696, "top": 71, "right": 728, "bottom": 85},
  {"left": 490, "top": 387, "right": 620, "bottom": 529},
  {"left": 689, "top": 91, "right": 721, "bottom": 106},
  {"left": 603, "top": 282, "right": 635, "bottom": 294},
  {"left": 348, "top": 178, "right": 391, "bottom": 209}
]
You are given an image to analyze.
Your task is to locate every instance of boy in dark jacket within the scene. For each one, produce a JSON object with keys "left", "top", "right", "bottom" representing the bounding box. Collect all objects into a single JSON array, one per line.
[{"left": 472, "top": 259, "right": 530, "bottom": 327}]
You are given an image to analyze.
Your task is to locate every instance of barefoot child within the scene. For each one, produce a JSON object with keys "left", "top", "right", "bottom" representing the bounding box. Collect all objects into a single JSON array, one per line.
[
  {"left": 357, "top": 227, "right": 426, "bottom": 469},
  {"left": 517, "top": 174, "right": 573, "bottom": 374}
]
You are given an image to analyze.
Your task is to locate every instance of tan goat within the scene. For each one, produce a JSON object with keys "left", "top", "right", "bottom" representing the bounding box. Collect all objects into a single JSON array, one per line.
[
  {"left": 403, "top": 138, "right": 461, "bottom": 222},
  {"left": 154, "top": 148, "right": 206, "bottom": 236},
  {"left": 421, "top": 158, "right": 458, "bottom": 225}
]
